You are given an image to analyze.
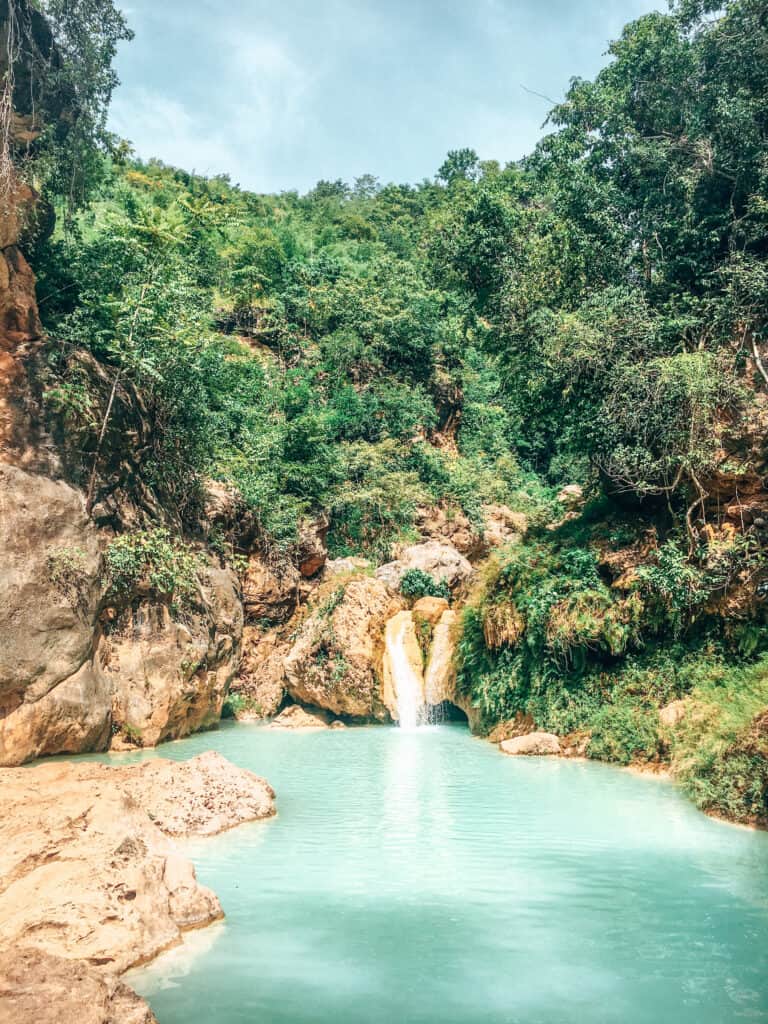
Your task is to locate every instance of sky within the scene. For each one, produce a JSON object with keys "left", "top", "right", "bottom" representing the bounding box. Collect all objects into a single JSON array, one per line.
[{"left": 109, "top": 0, "right": 662, "bottom": 195}]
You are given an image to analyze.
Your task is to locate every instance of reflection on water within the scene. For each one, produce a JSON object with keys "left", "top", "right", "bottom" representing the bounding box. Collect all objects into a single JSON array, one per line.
[{"left": 120, "top": 723, "right": 768, "bottom": 1024}]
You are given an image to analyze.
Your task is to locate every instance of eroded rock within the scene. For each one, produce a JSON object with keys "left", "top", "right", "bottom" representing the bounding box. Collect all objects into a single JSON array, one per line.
[
  {"left": 269, "top": 704, "right": 330, "bottom": 730},
  {"left": 0, "top": 753, "right": 274, "bottom": 978},
  {"left": 0, "top": 464, "right": 109, "bottom": 766},
  {"left": 500, "top": 732, "right": 562, "bottom": 756},
  {"left": 376, "top": 541, "right": 474, "bottom": 594},
  {"left": 105, "top": 563, "right": 243, "bottom": 749},
  {"left": 0, "top": 948, "right": 157, "bottom": 1024},
  {"left": 284, "top": 577, "right": 402, "bottom": 718}
]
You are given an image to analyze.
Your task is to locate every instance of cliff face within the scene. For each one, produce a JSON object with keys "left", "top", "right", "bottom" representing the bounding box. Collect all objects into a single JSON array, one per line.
[{"left": 0, "top": 3, "right": 245, "bottom": 766}]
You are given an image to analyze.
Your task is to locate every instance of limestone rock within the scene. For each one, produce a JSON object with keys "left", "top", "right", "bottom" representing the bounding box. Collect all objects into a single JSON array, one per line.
[
  {"left": 284, "top": 577, "right": 403, "bottom": 718},
  {"left": 105, "top": 563, "right": 243, "bottom": 749},
  {"left": 0, "top": 464, "right": 109, "bottom": 766},
  {"left": 376, "top": 541, "right": 474, "bottom": 594},
  {"left": 423, "top": 609, "right": 458, "bottom": 707},
  {"left": 269, "top": 704, "right": 329, "bottom": 730},
  {"left": 482, "top": 504, "right": 528, "bottom": 548},
  {"left": 0, "top": 753, "right": 273, "bottom": 977},
  {"left": 235, "top": 626, "right": 288, "bottom": 718},
  {"left": 415, "top": 505, "right": 480, "bottom": 558},
  {"left": 500, "top": 731, "right": 562, "bottom": 756},
  {"left": 487, "top": 713, "right": 536, "bottom": 744},
  {"left": 296, "top": 514, "right": 329, "bottom": 578},
  {"left": 412, "top": 595, "right": 450, "bottom": 626},
  {"left": 0, "top": 948, "right": 158, "bottom": 1024},
  {"left": 557, "top": 484, "right": 584, "bottom": 508},
  {"left": 325, "top": 556, "right": 372, "bottom": 577},
  {"left": 242, "top": 555, "right": 298, "bottom": 623}
]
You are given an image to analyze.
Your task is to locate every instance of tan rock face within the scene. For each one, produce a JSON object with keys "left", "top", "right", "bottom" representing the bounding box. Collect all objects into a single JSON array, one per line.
[
  {"left": 269, "top": 704, "right": 330, "bottom": 730},
  {"left": 0, "top": 181, "right": 44, "bottom": 463},
  {"left": 0, "top": 753, "right": 274, "bottom": 978},
  {"left": 487, "top": 713, "right": 536, "bottom": 744},
  {"left": 105, "top": 564, "right": 243, "bottom": 749},
  {"left": 0, "top": 948, "right": 158, "bottom": 1024},
  {"left": 501, "top": 732, "right": 562, "bottom": 756},
  {"left": 296, "top": 514, "right": 329, "bottom": 578},
  {"left": 284, "top": 577, "right": 403, "bottom": 718},
  {"left": 412, "top": 596, "right": 449, "bottom": 627},
  {"left": 242, "top": 555, "right": 298, "bottom": 623},
  {"left": 236, "top": 626, "right": 288, "bottom": 717},
  {"left": 423, "top": 610, "right": 458, "bottom": 708},
  {"left": 0, "top": 464, "right": 110, "bottom": 766},
  {"left": 376, "top": 541, "right": 474, "bottom": 594}
]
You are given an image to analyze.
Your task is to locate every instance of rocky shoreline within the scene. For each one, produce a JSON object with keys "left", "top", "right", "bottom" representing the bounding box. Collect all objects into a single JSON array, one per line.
[{"left": 0, "top": 751, "right": 275, "bottom": 1023}]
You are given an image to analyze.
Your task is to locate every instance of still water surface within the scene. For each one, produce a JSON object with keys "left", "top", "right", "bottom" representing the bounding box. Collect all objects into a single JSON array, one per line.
[{"left": 110, "top": 723, "right": 768, "bottom": 1023}]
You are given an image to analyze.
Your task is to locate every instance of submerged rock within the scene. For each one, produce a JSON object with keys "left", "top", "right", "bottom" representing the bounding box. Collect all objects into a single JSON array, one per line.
[{"left": 500, "top": 732, "right": 562, "bottom": 756}]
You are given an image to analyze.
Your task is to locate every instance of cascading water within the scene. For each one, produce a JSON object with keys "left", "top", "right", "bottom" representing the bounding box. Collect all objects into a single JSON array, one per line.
[{"left": 384, "top": 612, "right": 426, "bottom": 730}]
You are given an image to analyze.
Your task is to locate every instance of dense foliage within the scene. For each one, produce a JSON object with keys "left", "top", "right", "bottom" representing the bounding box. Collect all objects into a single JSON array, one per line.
[{"left": 22, "top": 0, "right": 768, "bottom": 823}]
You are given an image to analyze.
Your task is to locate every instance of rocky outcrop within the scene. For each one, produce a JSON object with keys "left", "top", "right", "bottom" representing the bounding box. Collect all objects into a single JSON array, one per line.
[
  {"left": 105, "top": 563, "right": 243, "bottom": 750},
  {"left": 0, "top": 751, "right": 274, "bottom": 1023},
  {"left": 241, "top": 555, "right": 299, "bottom": 623},
  {"left": 376, "top": 540, "right": 474, "bottom": 594},
  {"left": 412, "top": 596, "right": 449, "bottom": 626},
  {"left": 415, "top": 504, "right": 526, "bottom": 560},
  {"left": 0, "top": 949, "right": 158, "bottom": 1024},
  {"left": 423, "top": 609, "right": 458, "bottom": 707},
  {"left": 236, "top": 627, "right": 289, "bottom": 717},
  {"left": 0, "top": 463, "right": 109, "bottom": 766},
  {"left": 500, "top": 732, "right": 562, "bottom": 756},
  {"left": 296, "top": 514, "right": 329, "bottom": 577},
  {"left": 269, "top": 704, "right": 332, "bottom": 729},
  {"left": 0, "top": 753, "right": 275, "bottom": 973},
  {"left": 0, "top": 180, "right": 45, "bottom": 465},
  {"left": 284, "top": 576, "right": 403, "bottom": 719}
]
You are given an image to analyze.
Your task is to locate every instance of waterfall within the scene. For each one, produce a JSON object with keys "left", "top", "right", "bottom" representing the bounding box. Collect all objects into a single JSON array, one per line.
[{"left": 384, "top": 612, "right": 426, "bottom": 730}]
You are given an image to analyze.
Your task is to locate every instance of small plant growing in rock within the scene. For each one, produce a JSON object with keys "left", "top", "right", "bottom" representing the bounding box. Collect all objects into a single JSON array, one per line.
[
  {"left": 47, "top": 546, "right": 92, "bottom": 612},
  {"left": 399, "top": 569, "right": 450, "bottom": 602},
  {"left": 103, "top": 528, "right": 200, "bottom": 609}
]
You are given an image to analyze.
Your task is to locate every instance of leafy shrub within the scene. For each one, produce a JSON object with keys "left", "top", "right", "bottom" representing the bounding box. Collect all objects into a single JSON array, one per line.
[
  {"left": 399, "top": 569, "right": 451, "bottom": 601},
  {"left": 587, "top": 700, "right": 660, "bottom": 766},
  {"left": 104, "top": 528, "right": 200, "bottom": 607}
]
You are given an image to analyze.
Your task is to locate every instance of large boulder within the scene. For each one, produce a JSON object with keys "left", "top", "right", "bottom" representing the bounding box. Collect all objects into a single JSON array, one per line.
[
  {"left": 0, "top": 464, "right": 110, "bottom": 765},
  {"left": 284, "top": 577, "right": 403, "bottom": 718},
  {"left": 376, "top": 541, "right": 474, "bottom": 594},
  {"left": 105, "top": 563, "right": 243, "bottom": 749},
  {"left": 269, "top": 704, "right": 331, "bottom": 730}
]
